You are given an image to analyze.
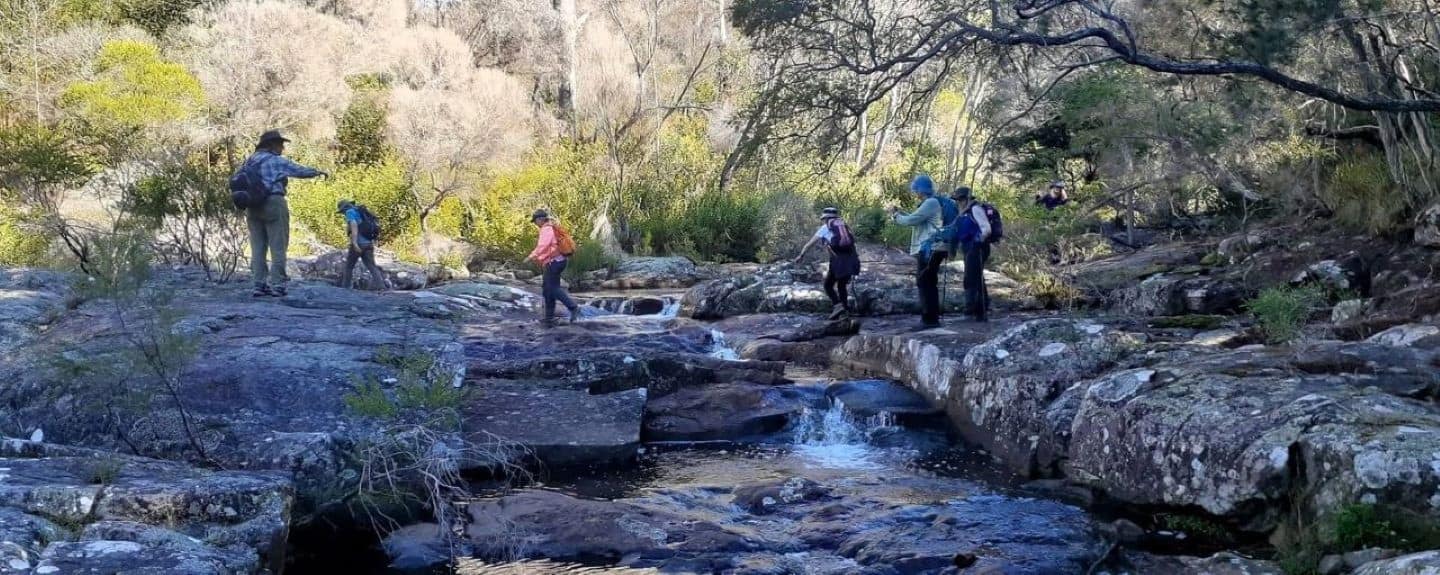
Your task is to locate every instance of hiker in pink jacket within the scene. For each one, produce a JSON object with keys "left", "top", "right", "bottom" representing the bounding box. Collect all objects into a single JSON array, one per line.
[{"left": 527, "top": 209, "right": 580, "bottom": 326}]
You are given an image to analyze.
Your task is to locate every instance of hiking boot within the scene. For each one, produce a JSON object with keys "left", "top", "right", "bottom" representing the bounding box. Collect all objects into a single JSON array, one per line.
[
  {"left": 252, "top": 285, "right": 272, "bottom": 297},
  {"left": 827, "top": 304, "right": 847, "bottom": 321},
  {"left": 269, "top": 286, "right": 287, "bottom": 297},
  {"left": 567, "top": 307, "right": 582, "bottom": 324},
  {"left": 540, "top": 317, "right": 557, "bottom": 329}
]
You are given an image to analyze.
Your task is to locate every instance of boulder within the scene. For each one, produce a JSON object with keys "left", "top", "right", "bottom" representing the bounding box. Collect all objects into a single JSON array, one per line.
[
  {"left": 824, "top": 379, "right": 941, "bottom": 422},
  {"left": 291, "top": 249, "right": 431, "bottom": 290},
  {"left": 1117, "top": 274, "right": 1243, "bottom": 317},
  {"left": 1416, "top": 202, "right": 1440, "bottom": 249},
  {"left": 599, "top": 257, "right": 703, "bottom": 290},
  {"left": 1353, "top": 550, "right": 1440, "bottom": 575},
  {"left": 1217, "top": 233, "right": 1269, "bottom": 263},
  {"left": 1292, "top": 259, "right": 1358, "bottom": 293},
  {"left": 644, "top": 383, "right": 818, "bottom": 442},
  {"left": 1123, "top": 551, "right": 1284, "bottom": 574},
  {"left": 731, "top": 478, "right": 830, "bottom": 514},
  {"left": 1367, "top": 323, "right": 1440, "bottom": 348},
  {"left": 1332, "top": 298, "right": 1372, "bottom": 324}
]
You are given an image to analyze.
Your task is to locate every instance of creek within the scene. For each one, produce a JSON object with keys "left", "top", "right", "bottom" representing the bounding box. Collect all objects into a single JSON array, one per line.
[{"left": 297, "top": 303, "right": 1191, "bottom": 574}]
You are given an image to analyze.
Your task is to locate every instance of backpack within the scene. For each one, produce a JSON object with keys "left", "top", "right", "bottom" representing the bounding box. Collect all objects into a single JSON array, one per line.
[
  {"left": 929, "top": 196, "right": 963, "bottom": 252},
  {"left": 228, "top": 154, "right": 270, "bottom": 210},
  {"left": 826, "top": 218, "right": 855, "bottom": 250},
  {"left": 552, "top": 224, "right": 577, "bottom": 256},
  {"left": 976, "top": 202, "right": 1005, "bottom": 243},
  {"left": 355, "top": 205, "right": 381, "bottom": 241}
]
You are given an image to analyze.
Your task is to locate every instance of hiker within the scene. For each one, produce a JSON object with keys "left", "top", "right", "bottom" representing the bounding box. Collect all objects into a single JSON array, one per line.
[
  {"left": 1035, "top": 180, "right": 1069, "bottom": 211},
  {"left": 887, "top": 175, "right": 950, "bottom": 329},
  {"left": 953, "top": 186, "right": 994, "bottom": 322},
  {"left": 237, "top": 130, "right": 327, "bottom": 297},
  {"left": 794, "top": 207, "right": 862, "bottom": 320},
  {"left": 336, "top": 200, "right": 387, "bottom": 291},
  {"left": 526, "top": 209, "right": 581, "bottom": 326}
]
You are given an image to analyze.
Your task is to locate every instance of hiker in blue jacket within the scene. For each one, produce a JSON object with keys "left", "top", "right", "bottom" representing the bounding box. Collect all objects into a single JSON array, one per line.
[
  {"left": 952, "top": 186, "right": 993, "bottom": 322},
  {"left": 888, "top": 175, "right": 949, "bottom": 329},
  {"left": 336, "top": 199, "right": 387, "bottom": 290}
]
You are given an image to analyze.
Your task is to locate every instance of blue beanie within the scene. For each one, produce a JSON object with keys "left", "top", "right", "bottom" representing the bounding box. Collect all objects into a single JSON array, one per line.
[{"left": 910, "top": 175, "right": 935, "bottom": 196}]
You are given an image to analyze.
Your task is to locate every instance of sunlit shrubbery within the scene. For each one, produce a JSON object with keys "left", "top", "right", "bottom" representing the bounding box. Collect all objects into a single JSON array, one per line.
[
  {"left": 0, "top": 206, "right": 52, "bottom": 267},
  {"left": 289, "top": 156, "right": 414, "bottom": 249}
]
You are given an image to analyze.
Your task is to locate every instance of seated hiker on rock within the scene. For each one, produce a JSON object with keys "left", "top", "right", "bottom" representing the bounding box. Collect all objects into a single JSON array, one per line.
[
  {"left": 1035, "top": 180, "right": 1069, "bottom": 211},
  {"left": 527, "top": 209, "right": 582, "bottom": 327},
  {"left": 795, "top": 207, "right": 862, "bottom": 320},
  {"left": 336, "top": 199, "right": 387, "bottom": 291}
]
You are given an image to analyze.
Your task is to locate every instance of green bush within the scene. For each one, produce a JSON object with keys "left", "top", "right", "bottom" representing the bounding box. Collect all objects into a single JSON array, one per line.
[
  {"left": 289, "top": 157, "right": 415, "bottom": 249},
  {"left": 1321, "top": 154, "right": 1406, "bottom": 236},
  {"left": 562, "top": 241, "right": 615, "bottom": 284},
  {"left": 0, "top": 206, "right": 52, "bottom": 266},
  {"left": 1248, "top": 285, "right": 1325, "bottom": 344},
  {"left": 1279, "top": 504, "right": 1440, "bottom": 575}
]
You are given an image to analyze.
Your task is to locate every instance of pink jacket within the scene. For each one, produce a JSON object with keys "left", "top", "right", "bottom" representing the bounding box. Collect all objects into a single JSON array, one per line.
[{"left": 528, "top": 223, "right": 563, "bottom": 266}]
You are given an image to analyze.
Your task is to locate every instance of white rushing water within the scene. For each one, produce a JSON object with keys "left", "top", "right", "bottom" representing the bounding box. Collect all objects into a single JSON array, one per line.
[
  {"left": 657, "top": 299, "right": 680, "bottom": 318},
  {"left": 791, "top": 401, "right": 896, "bottom": 470},
  {"left": 708, "top": 329, "right": 739, "bottom": 360}
]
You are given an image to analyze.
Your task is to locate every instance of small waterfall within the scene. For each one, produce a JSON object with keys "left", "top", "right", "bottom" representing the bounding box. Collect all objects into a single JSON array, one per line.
[
  {"left": 708, "top": 329, "right": 739, "bottom": 360},
  {"left": 658, "top": 300, "right": 681, "bottom": 318},
  {"left": 790, "top": 400, "right": 896, "bottom": 469}
]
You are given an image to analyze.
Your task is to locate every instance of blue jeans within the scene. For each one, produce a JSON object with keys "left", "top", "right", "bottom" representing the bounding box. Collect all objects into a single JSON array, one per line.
[{"left": 543, "top": 258, "right": 578, "bottom": 319}]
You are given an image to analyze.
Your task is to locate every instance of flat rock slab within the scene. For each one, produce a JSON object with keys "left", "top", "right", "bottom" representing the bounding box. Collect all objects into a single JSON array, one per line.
[
  {"left": 644, "top": 383, "right": 821, "bottom": 442},
  {"left": 463, "top": 381, "right": 646, "bottom": 469}
]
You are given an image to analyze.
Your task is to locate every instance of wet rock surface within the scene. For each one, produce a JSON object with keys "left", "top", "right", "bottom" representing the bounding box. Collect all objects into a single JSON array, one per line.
[{"left": 643, "top": 382, "right": 820, "bottom": 442}]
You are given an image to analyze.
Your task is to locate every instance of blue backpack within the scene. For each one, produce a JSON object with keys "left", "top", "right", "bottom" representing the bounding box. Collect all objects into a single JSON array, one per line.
[
  {"left": 928, "top": 196, "right": 962, "bottom": 252},
  {"left": 229, "top": 154, "right": 271, "bottom": 210}
]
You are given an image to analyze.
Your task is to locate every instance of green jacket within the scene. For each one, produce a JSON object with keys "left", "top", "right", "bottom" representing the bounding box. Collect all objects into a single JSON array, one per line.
[{"left": 893, "top": 196, "right": 946, "bottom": 256}]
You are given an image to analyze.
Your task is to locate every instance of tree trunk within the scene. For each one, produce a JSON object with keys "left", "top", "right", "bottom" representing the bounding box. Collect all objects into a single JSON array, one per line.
[
  {"left": 556, "top": 0, "right": 579, "bottom": 131},
  {"left": 716, "top": 0, "right": 728, "bottom": 44}
]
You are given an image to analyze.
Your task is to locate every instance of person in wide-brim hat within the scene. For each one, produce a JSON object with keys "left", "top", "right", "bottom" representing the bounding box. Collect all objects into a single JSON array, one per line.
[
  {"left": 256, "top": 129, "right": 291, "bottom": 150},
  {"left": 794, "top": 206, "right": 861, "bottom": 320}
]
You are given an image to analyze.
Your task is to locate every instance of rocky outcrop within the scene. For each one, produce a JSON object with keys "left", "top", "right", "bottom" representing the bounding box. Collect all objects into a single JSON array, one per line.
[
  {"left": 463, "top": 380, "right": 648, "bottom": 469},
  {"left": 1116, "top": 273, "right": 1243, "bottom": 316},
  {"left": 291, "top": 248, "right": 442, "bottom": 290},
  {"left": 834, "top": 317, "right": 1440, "bottom": 531},
  {"left": 0, "top": 439, "right": 291, "bottom": 574},
  {"left": 1353, "top": 550, "right": 1440, "bottom": 575},
  {"left": 1416, "top": 202, "right": 1440, "bottom": 249},
  {"left": 594, "top": 257, "right": 704, "bottom": 290},
  {"left": 0, "top": 270, "right": 527, "bottom": 514},
  {"left": 681, "top": 259, "right": 1027, "bottom": 320},
  {"left": 0, "top": 268, "right": 70, "bottom": 353},
  {"left": 833, "top": 318, "right": 1136, "bottom": 476}
]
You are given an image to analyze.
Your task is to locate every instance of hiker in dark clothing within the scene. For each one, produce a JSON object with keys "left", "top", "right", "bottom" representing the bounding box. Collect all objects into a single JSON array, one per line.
[
  {"left": 336, "top": 200, "right": 387, "bottom": 290},
  {"left": 953, "top": 187, "right": 994, "bottom": 322},
  {"left": 1035, "top": 180, "right": 1069, "bottom": 211},
  {"left": 888, "top": 175, "right": 949, "bottom": 329},
  {"left": 527, "top": 209, "right": 581, "bottom": 327},
  {"left": 241, "top": 130, "right": 327, "bottom": 297},
  {"left": 795, "top": 207, "right": 862, "bottom": 320}
]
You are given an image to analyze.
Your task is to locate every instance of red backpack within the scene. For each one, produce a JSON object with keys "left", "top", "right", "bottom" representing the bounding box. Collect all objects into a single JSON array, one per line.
[{"left": 827, "top": 218, "right": 855, "bottom": 250}]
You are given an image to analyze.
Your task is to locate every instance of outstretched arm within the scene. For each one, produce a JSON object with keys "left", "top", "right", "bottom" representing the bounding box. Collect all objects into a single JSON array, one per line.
[
  {"left": 794, "top": 236, "right": 821, "bottom": 263},
  {"left": 272, "top": 156, "right": 326, "bottom": 179},
  {"left": 893, "top": 197, "right": 939, "bottom": 226}
]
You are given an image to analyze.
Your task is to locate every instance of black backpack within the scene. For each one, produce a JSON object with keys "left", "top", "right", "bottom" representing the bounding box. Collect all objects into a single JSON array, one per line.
[
  {"left": 355, "top": 205, "right": 381, "bottom": 240},
  {"left": 229, "top": 154, "right": 270, "bottom": 210}
]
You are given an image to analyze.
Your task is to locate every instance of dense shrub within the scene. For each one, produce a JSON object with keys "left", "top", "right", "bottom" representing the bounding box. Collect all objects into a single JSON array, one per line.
[
  {"left": 289, "top": 157, "right": 415, "bottom": 250},
  {"left": 1321, "top": 154, "right": 1405, "bottom": 236},
  {"left": 1248, "top": 285, "right": 1325, "bottom": 344},
  {"left": 0, "top": 206, "right": 52, "bottom": 267}
]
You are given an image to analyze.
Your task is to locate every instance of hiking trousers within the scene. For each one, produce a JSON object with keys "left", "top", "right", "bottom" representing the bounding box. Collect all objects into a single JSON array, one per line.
[
  {"left": 915, "top": 251, "right": 948, "bottom": 325},
  {"left": 342, "top": 245, "right": 386, "bottom": 290},
  {"left": 823, "top": 270, "right": 852, "bottom": 310},
  {"left": 963, "top": 242, "right": 991, "bottom": 320},
  {"left": 247, "top": 195, "right": 290, "bottom": 289},
  {"left": 542, "top": 258, "right": 579, "bottom": 319}
]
